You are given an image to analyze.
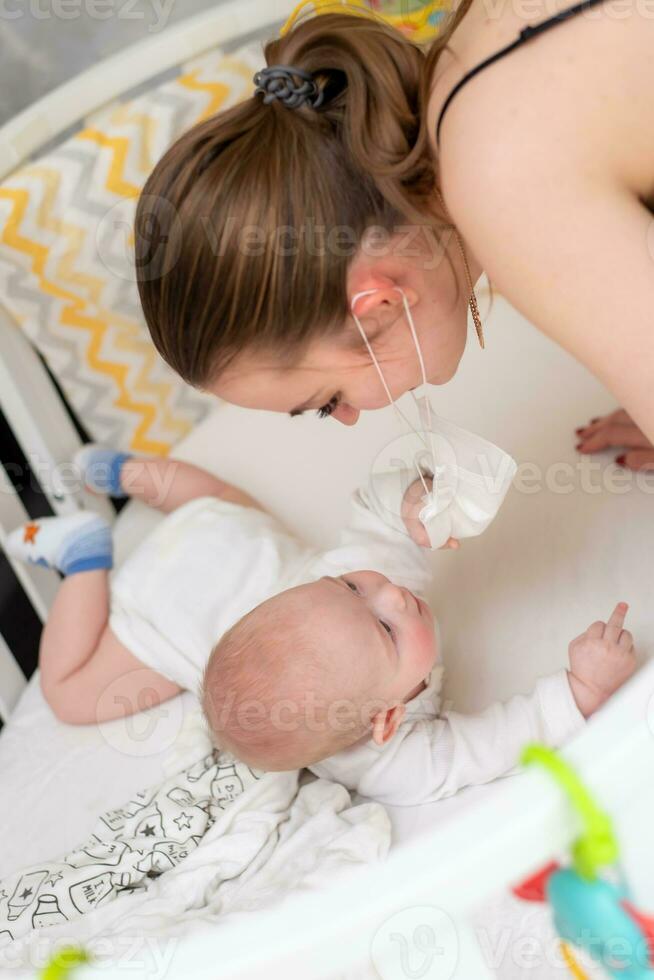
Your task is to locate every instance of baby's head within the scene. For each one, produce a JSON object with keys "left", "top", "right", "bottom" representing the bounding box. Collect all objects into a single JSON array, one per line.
[{"left": 201, "top": 571, "right": 438, "bottom": 771}]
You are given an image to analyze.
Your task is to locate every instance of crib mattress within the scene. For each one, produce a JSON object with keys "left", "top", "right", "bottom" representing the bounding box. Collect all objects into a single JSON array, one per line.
[
  {"left": 2, "top": 298, "right": 654, "bottom": 980},
  {"left": 0, "top": 669, "right": 499, "bottom": 875},
  {"left": 0, "top": 676, "right": 200, "bottom": 877}
]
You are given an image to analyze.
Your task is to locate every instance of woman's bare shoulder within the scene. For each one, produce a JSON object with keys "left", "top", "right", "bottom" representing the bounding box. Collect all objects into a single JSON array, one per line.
[{"left": 429, "top": 2, "right": 654, "bottom": 226}]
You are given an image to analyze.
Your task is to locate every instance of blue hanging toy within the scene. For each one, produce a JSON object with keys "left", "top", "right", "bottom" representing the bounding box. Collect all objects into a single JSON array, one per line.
[{"left": 514, "top": 746, "right": 654, "bottom": 979}]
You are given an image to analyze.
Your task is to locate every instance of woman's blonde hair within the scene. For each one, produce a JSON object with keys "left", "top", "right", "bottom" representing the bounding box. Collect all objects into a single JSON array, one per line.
[{"left": 135, "top": 6, "right": 472, "bottom": 388}]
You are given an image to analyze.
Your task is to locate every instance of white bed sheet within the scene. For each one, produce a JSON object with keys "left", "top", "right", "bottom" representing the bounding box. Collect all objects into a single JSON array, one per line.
[{"left": 1, "top": 297, "right": 653, "bottom": 975}]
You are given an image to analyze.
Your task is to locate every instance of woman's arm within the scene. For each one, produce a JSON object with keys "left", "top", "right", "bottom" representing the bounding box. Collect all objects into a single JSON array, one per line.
[{"left": 445, "top": 148, "right": 654, "bottom": 442}]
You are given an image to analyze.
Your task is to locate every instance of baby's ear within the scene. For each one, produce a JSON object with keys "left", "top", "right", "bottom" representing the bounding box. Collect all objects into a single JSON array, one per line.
[{"left": 371, "top": 703, "right": 406, "bottom": 746}]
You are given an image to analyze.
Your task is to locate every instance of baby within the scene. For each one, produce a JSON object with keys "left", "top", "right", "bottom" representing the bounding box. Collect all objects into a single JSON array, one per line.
[{"left": 8, "top": 446, "right": 636, "bottom": 805}]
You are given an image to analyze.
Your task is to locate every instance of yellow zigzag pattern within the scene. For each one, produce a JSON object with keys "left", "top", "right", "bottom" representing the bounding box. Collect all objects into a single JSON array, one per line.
[
  {"left": 75, "top": 130, "right": 141, "bottom": 199},
  {"left": 112, "top": 321, "right": 193, "bottom": 445},
  {"left": 28, "top": 165, "right": 106, "bottom": 306},
  {"left": 211, "top": 55, "right": 256, "bottom": 87},
  {"left": 22, "top": 165, "right": 190, "bottom": 445},
  {"left": 0, "top": 184, "right": 170, "bottom": 455},
  {"left": 177, "top": 71, "right": 231, "bottom": 122},
  {"left": 0, "top": 55, "right": 255, "bottom": 454},
  {"left": 105, "top": 103, "right": 157, "bottom": 175}
]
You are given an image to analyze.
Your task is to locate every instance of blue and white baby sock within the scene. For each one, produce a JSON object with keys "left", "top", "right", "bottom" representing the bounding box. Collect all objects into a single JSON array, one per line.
[
  {"left": 7, "top": 512, "right": 113, "bottom": 576},
  {"left": 74, "top": 444, "right": 132, "bottom": 498}
]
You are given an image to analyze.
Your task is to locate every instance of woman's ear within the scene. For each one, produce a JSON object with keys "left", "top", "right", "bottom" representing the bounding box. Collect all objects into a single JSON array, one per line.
[
  {"left": 371, "top": 703, "right": 406, "bottom": 746},
  {"left": 349, "top": 282, "right": 418, "bottom": 320}
]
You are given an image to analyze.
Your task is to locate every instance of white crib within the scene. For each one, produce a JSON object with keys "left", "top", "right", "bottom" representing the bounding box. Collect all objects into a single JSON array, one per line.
[{"left": 1, "top": 3, "right": 653, "bottom": 977}]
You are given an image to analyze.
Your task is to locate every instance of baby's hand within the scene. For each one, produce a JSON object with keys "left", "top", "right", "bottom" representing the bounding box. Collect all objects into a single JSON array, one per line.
[
  {"left": 402, "top": 477, "right": 459, "bottom": 550},
  {"left": 568, "top": 603, "right": 636, "bottom": 718}
]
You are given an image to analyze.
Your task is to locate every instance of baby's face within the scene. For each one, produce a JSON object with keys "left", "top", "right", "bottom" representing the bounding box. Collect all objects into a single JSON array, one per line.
[
  {"left": 203, "top": 570, "right": 439, "bottom": 770},
  {"left": 302, "top": 570, "right": 438, "bottom": 705}
]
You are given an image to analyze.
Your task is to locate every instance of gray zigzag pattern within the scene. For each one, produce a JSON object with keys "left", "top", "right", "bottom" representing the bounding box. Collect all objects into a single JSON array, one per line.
[
  {"left": 0, "top": 169, "right": 205, "bottom": 445},
  {"left": 0, "top": 149, "right": 136, "bottom": 445},
  {"left": 105, "top": 87, "right": 203, "bottom": 323},
  {"left": 0, "top": 71, "right": 225, "bottom": 447},
  {"left": 65, "top": 87, "right": 211, "bottom": 434},
  {"left": 58, "top": 139, "right": 210, "bottom": 436},
  {"left": 0, "top": 259, "right": 127, "bottom": 446},
  {"left": 55, "top": 144, "right": 210, "bottom": 439}
]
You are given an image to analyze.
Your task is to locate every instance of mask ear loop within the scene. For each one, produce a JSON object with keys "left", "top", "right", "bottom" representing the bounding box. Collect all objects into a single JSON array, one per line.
[
  {"left": 351, "top": 289, "right": 432, "bottom": 496},
  {"left": 391, "top": 288, "right": 438, "bottom": 481}
]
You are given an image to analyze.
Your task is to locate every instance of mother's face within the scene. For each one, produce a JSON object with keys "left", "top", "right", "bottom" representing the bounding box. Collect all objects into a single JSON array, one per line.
[{"left": 211, "top": 243, "right": 475, "bottom": 426}]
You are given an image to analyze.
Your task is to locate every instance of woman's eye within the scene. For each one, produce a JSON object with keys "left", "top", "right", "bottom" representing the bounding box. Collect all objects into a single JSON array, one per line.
[{"left": 317, "top": 396, "right": 339, "bottom": 419}]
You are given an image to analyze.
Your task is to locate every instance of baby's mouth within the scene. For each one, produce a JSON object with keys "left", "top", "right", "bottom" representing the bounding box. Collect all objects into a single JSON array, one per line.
[{"left": 410, "top": 591, "right": 430, "bottom": 619}]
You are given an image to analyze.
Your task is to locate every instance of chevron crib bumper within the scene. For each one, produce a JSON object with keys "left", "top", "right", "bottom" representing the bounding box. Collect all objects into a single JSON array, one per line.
[{"left": 0, "top": 43, "right": 263, "bottom": 455}]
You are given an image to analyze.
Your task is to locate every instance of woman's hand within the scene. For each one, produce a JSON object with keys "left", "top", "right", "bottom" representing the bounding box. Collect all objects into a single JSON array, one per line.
[
  {"left": 576, "top": 409, "right": 654, "bottom": 471},
  {"left": 402, "top": 476, "right": 459, "bottom": 550}
]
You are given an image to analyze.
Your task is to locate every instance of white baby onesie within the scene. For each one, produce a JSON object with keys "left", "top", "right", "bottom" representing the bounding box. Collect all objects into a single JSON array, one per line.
[
  {"left": 110, "top": 486, "right": 585, "bottom": 804},
  {"left": 312, "top": 668, "right": 583, "bottom": 806},
  {"left": 109, "top": 484, "right": 432, "bottom": 695}
]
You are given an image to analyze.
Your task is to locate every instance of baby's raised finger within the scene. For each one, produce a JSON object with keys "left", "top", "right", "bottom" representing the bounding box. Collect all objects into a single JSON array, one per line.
[{"left": 605, "top": 602, "right": 629, "bottom": 641}]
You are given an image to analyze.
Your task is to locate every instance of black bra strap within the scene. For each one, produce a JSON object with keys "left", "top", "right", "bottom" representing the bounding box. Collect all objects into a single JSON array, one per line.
[{"left": 435, "top": 0, "right": 609, "bottom": 145}]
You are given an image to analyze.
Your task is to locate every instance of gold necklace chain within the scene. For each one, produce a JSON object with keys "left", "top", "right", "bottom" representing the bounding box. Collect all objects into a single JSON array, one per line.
[{"left": 435, "top": 189, "right": 485, "bottom": 349}]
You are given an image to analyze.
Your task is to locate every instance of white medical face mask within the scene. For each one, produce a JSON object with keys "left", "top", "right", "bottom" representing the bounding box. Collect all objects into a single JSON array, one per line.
[{"left": 350, "top": 288, "right": 517, "bottom": 549}]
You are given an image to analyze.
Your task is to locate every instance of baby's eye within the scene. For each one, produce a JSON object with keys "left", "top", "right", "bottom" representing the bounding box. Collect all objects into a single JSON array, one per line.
[
  {"left": 379, "top": 621, "right": 392, "bottom": 636},
  {"left": 345, "top": 580, "right": 359, "bottom": 594}
]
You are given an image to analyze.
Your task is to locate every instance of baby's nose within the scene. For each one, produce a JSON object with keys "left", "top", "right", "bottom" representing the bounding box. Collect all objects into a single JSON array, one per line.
[{"left": 381, "top": 582, "right": 408, "bottom": 609}]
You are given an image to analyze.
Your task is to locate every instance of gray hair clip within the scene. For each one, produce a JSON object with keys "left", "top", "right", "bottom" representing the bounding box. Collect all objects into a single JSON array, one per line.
[{"left": 253, "top": 65, "right": 324, "bottom": 110}]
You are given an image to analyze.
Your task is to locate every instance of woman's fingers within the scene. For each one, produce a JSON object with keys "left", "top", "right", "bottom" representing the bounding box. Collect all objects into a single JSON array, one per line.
[
  {"left": 575, "top": 408, "right": 654, "bottom": 467},
  {"left": 577, "top": 409, "right": 631, "bottom": 434},
  {"left": 576, "top": 422, "right": 652, "bottom": 454},
  {"left": 614, "top": 449, "right": 654, "bottom": 471},
  {"left": 591, "top": 408, "right": 631, "bottom": 427}
]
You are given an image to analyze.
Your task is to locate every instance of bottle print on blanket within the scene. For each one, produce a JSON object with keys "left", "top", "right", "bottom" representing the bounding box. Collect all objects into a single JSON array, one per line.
[{"left": 0, "top": 752, "right": 261, "bottom": 946}]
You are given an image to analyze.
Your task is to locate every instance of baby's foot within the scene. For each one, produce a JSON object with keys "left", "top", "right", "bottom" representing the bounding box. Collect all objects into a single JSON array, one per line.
[
  {"left": 6, "top": 512, "right": 113, "bottom": 576},
  {"left": 74, "top": 444, "right": 132, "bottom": 497}
]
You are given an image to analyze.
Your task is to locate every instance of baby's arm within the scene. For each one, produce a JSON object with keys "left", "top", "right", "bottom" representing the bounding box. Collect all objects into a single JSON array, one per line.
[{"left": 360, "top": 603, "right": 636, "bottom": 806}]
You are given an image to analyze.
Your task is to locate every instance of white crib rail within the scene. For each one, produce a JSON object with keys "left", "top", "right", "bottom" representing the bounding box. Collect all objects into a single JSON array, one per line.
[
  {"left": 0, "top": 464, "right": 61, "bottom": 719},
  {"left": 0, "top": 309, "right": 113, "bottom": 521},
  {"left": 0, "top": 465, "right": 59, "bottom": 625},
  {"left": 0, "top": 0, "right": 296, "bottom": 180},
  {"left": 0, "top": 631, "right": 28, "bottom": 722},
  {"left": 72, "top": 660, "right": 654, "bottom": 980}
]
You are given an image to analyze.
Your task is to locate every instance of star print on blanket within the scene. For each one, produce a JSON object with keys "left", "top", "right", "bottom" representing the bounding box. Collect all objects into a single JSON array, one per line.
[{"left": 0, "top": 750, "right": 260, "bottom": 947}]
